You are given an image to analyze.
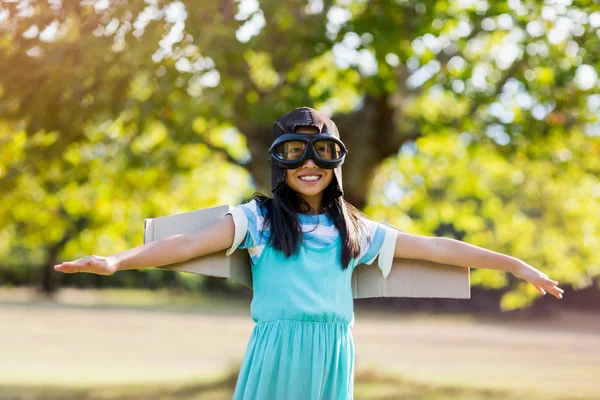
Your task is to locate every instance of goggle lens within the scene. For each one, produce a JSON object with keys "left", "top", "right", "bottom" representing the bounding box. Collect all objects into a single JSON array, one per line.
[
  {"left": 314, "top": 140, "right": 343, "bottom": 161},
  {"left": 273, "top": 141, "right": 306, "bottom": 161}
]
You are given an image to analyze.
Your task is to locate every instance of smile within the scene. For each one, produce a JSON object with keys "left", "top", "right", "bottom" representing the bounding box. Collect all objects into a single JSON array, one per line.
[{"left": 298, "top": 175, "right": 322, "bottom": 182}]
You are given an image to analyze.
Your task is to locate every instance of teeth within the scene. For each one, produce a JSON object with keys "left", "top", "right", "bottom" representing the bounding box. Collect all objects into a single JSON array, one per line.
[{"left": 299, "top": 175, "right": 320, "bottom": 182}]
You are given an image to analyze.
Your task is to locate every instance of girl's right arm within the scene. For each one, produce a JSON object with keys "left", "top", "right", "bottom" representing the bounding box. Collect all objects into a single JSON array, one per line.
[{"left": 54, "top": 214, "right": 236, "bottom": 275}]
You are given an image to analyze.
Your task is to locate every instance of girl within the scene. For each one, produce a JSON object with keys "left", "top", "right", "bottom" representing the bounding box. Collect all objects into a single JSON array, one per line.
[{"left": 54, "top": 107, "right": 564, "bottom": 400}]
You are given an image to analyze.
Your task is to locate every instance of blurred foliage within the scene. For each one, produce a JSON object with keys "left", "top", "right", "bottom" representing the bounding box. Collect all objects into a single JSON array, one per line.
[
  {"left": 0, "top": 0, "right": 599, "bottom": 308},
  {"left": 367, "top": 129, "right": 600, "bottom": 310}
]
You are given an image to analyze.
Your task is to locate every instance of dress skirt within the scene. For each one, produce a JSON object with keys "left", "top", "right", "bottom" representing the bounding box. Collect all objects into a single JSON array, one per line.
[{"left": 232, "top": 319, "right": 354, "bottom": 400}]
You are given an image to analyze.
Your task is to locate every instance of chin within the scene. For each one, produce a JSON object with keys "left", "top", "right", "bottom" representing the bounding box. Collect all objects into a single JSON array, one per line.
[{"left": 296, "top": 187, "right": 326, "bottom": 197}]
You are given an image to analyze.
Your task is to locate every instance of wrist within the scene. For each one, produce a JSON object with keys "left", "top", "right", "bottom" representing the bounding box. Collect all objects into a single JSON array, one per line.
[
  {"left": 508, "top": 258, "right": 529, "bottom": 276},
  {"left": 106, "top": 255, "right": 121, "bottom": 273}
]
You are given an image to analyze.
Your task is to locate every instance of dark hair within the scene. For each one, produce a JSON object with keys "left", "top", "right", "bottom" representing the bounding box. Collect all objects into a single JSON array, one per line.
[{"left": 252, "top": 179, "right": 369, "bottom": 270}]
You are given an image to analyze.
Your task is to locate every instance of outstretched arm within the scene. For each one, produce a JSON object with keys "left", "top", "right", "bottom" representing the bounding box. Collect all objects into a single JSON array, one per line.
[
  {"left": 54, "top": 214, "right": 235, "bottom": 275},
  {"left": 393, "top": 231, "right": 564, "bottom": 299}
]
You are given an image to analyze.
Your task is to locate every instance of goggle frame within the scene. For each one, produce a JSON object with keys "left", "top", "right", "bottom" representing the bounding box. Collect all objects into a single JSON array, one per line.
[{"left": 268, "top": 133, "right": 348, "bottom": 170}]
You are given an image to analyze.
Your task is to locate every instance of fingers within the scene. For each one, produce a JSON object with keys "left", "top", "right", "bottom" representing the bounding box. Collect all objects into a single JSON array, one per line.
[
  {"left": 54, "top": 261, "right": 81, "bottom": 273},
  {"left": 554, "top": 286, "right": 564, "bottom": 299},
  {"left": 538, "top": 287, "right": 546, "bottom": 295},
  {"left": 54, "top": 257, "right": 95, "bottom": 274},
  {"left": 54, "top": 265, "right": 75, "bottom": 273},
  {"left": 538, "top": 281, "right": 564, "bottom": 299},
  {"left": 538, "top": 286, "right": 563, "bottom": 299},
  {"left": 550, "top": 280, "right": 564, "bottom": 299},
  {"left": 531, "top": 274, "right": 564, "bottom": 299}
]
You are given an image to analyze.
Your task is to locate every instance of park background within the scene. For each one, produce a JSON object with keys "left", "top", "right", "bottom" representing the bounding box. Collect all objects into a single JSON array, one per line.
[{"left": 1, "top": 0, "right": 599, "bottom": 398}]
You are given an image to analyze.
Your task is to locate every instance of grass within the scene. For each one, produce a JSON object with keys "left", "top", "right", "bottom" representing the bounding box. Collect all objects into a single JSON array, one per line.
[
  {"left": 1, "top": 287, "right": 598, "bottom": 400},
  {"left": 0, "top": 286, "right": 252, "bottom": 313},
  {"left": 1, "top": 368, "right": 590, "bottom": 400}
]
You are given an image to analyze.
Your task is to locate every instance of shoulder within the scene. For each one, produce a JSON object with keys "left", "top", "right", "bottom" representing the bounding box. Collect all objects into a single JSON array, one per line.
[
  {"left": 235, "top": 198, "right": 272, "bottom": 236},
  {"left": 355, "top": 215, "right": 389, "bottom": 262},
  {"left": 236, "top": 198, "right": 268, "bottom": 219},
  {"left": 226, "top": 197, "right": 271, "bottom": 255},
  {"left": 358, "top": 218, "right": 390, "bottom": 254},
  {"left": 357, "top": 216, "right": 380, "bottom": 239}
]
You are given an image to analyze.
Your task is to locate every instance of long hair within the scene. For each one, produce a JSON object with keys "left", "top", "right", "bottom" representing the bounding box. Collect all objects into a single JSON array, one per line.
[{"left": 252, "top": 179, "right": 368, "bottom": 270}]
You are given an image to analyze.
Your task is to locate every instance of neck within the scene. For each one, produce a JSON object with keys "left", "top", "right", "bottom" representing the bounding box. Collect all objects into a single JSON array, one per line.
[{"left": 299, "top": 193, "right": 324, "bottom": 214}]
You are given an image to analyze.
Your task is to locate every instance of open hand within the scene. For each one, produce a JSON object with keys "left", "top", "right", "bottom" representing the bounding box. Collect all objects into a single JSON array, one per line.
[
  {"left": 54, "top": 255, "right": 118, "bottom": 276},
  {"left": 512, "top": 263, "right": 564, "bottom": 299}
]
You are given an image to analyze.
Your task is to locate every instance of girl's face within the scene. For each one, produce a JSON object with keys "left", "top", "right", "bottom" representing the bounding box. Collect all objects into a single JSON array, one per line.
[{"left": 285, "top": 126, "right": 334, "bottom": 206}]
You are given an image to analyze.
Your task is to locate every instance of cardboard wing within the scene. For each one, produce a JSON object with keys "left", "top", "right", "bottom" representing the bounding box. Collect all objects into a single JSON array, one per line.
[
  {"left": 352, "top": 222, "right": 470, "bottom": 299},
  {"left": 144, "top": 206, "right": 470, "bottom": 299},
  {"left": 144, "top": 205, "right": 252, "bottom": 288}
]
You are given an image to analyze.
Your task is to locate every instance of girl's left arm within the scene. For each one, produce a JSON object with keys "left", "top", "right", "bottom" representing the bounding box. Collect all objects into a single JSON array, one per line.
[{"left": 393, "top": 232, "right": 564, "bottom": 299}]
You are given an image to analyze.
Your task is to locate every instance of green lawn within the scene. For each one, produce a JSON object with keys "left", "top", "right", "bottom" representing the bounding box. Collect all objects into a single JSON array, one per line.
[
  {"left": 1, "top": 288, "right": 598, "bottom": 400},
  {"left": 0, "top": 368, "right": 583, "bottom": 400}
]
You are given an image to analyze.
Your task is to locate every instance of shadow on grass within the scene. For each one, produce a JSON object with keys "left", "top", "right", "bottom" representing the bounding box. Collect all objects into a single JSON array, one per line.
[
  {"left": 1, "top": 367, "right": 589, "bottom": 400},
  {"left": 0, "top": 367, "right": 238, "bottom": 400}
]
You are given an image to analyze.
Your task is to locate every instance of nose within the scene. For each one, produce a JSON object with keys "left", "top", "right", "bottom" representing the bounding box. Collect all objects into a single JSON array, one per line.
[{"left": 302, "top": 158, "right": 318, "bottom": 168}]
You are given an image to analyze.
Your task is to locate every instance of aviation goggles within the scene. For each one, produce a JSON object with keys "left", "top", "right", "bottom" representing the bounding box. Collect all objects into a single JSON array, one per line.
[{"left": 268, "top": 133, "right": 348, "bottom": 170}]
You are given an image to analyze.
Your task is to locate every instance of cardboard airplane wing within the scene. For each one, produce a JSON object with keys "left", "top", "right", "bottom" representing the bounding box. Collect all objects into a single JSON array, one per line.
[
  {"left": 144, "top": 206, "right": 470, "bottom": 299},
  {"left": 144, "top": 205, "right": 252, "bottom": 288}
]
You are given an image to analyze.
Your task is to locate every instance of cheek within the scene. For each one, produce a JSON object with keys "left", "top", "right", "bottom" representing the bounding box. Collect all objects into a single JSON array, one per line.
[{"left": 285, "top": 169, "right": 296, "bottom": 183}]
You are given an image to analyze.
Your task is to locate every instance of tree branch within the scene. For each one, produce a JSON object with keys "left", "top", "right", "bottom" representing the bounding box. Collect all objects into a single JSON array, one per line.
[
  {"left": 195, "top": 136, "right": 252, "bottom": 172},
  {"left": 162, "top": 119, "right": 253, "bottom": 173}
]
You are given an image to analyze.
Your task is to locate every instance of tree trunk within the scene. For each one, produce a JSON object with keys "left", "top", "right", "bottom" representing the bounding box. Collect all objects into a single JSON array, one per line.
[
  {"left": 41, "top": 254, "right": 58, "bottom": 296},
  {"left": 38, "top": 212, "right": 90, "bottom": 296}
]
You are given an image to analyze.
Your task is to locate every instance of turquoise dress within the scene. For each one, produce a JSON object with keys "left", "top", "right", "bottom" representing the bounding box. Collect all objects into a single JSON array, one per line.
[{"left": 226, "top": 200, "right": 392, "bottom": 400}]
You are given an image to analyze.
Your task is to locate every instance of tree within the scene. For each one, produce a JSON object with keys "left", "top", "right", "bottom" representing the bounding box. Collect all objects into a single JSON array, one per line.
[{"left": 0, "top": 0, "right": 598, "bottom": 308}]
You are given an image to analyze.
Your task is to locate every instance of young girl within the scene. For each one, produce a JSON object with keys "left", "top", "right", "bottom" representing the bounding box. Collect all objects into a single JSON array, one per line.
[{"left": 54, "top": 107, "right": 564, "bottom": 400}]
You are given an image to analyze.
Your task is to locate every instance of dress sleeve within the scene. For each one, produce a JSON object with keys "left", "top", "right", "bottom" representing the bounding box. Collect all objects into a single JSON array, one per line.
[
  {"left": 356, "top": 218, "right": 399, "bottom": 278},
  {"left": 225, "top": 199, "right": 266, "bottom": 256}
]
